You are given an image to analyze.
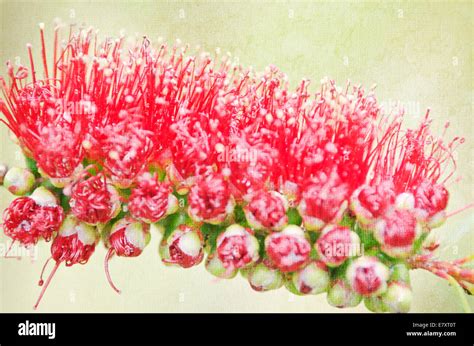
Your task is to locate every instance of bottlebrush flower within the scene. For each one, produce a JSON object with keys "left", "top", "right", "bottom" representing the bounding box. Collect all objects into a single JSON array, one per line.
[
  {"left": 128, "top": 173, "right": 178, "bottom": 223},
  {"left": 247, "top": 261, "right": 284, "bottom": 292},
  {"left": 374, "top": 208, "right": 421, "bottom": 258},
  {"left": 2, "top": 187, "right": 63, "bottom": 247},
  {"left": 34, "top": 215, "right": 99, "bottom": 309},
  {"left": 104, "top": 217, "right": 151, "bottom": 293},
  {"left": 265, "top": 225, "right": 311, "bottom": 272},
  {"left": 159, "top": 224, "right": 204, "bottom": 268},
  {"left": 413, "top": 180, "right": 449, "bottom": 228},
  {"left": 346, "top": 256, "right": 390, "bottom": 297},
  {"left": 243, "top": 190, "right": 288, "bottom": 231},
  {"left": 3, "top": 167, "right": 35, "bottom": 195},
  {"left": 69, "top": 172, "right": 121, "bottom": 225},
  {"left": 188, "top": 172, "right": 235, "bottom": 224},
  {"left": 290, "top": 260, "right": 330, "bottom": 295},
  {"left": 205, "top": 253, "right": 238, "bottom": 279},
  {"left": 315, "top": 225, "right": 361, "bottom": 267},
  {"left": 350, "top": 181, "right": 396, "bottom": 228},
  {"left": 216, "top": 224, "right": 260, "bottom": 269},
  {"left": 297, "top": 170, "right": 349, "bottom": 231},
  {"left": 326, "top": 279, "right": 362, "bottom": 308}
]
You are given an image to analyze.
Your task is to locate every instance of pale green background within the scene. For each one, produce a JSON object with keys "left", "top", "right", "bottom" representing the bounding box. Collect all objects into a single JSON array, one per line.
[{"left": 0, "top": 0, "right": 472, "bottom": 312}]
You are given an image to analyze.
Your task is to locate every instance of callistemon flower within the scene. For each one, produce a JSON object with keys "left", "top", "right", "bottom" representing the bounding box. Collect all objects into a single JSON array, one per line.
[
  {"left": 326, "top": 279, "right": 362, "bottom": 308},
  {"left": 188, "top": 172, "right": 235, "bottom": 224},
  {"left": 2, "top": 187, "right": 63, "bottom": 247},
  {"left": 247, "top": 261, "right": 284, "bottom": 292},
  {"left": 244, "top": 190, "right": 288, "bottom": 231},
  {"left": 265, "top": 225, "right": 311, "bottom": 272},
  {"left": 159, "top": 224, "right": 204, "bottom": 268},
  {"left": 346, "top": 256, "right": 390, "bottom": 296},
  {"left": 297, "top": 170, "right": 349, "bottom": 231},
  {"left": 315, "top": 225, "right": 361, "bottom": 267},
  {"left": 216, "top": 224, "right": 260, "bottom": 269},
  {"left": 375, "top": 208, "right": 421, "bottom": 258},
  {"left": 291, "top": 260, "right": 330, "bottom": 295},
  {"left": 350, "top": 180, "right": 396, "bottom": 228},
  {"left": 69, "top": 173, "right": 121, "bottom": 225},
  {"left": 413, "top": 180, "right": 449, "bottom": 228},
  {"left": 104, "top": 217, "right": 151, "bottom": 293},
  {"left": 3, "top": 167, "right": 35, "bottom": 196},
  {"left": 128, "top": 173, "right": 178, "bottom": 223},
  {"left": 34, "top": 215, "right": 99, "bottom": 309}
]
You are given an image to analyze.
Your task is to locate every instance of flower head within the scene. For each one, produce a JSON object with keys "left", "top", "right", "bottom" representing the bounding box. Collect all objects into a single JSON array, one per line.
[
  {"left": 315, "top": 225, "right": 361, "bottom": 267},
  {"left": 346, "top": 256, "right": 390, "bottom": 296},
  {"left": 244, "top": 190, "right": 288, "bottom": 231}
]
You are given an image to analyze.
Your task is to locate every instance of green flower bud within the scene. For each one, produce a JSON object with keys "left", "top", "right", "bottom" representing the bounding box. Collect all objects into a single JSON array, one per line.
[
  {"left": 327, "top": 279, "right": 362, "bottom": 308},
  {"left": 248, "top": 262, "right": 283, "bottom": 292},
  {"left": 205, "top": 254, "right": 238, "bottom": 279},
  {"left": 3, "top": 167, "right": 35, "bottom": 195},
  {"left": 382, "top": 282, "right": 412, "bottom": 313}
]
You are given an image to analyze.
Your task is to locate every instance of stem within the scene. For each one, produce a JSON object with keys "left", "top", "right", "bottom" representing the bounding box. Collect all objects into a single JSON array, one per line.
[
  {"left": 38, "top": 257, "right": 53, "bottom": 286},
  {"left": 33, "top": 261, "right": 61, "bottom": 310},
  {"left": 446, "top": 275, "right": 472, "bottom": 313},
  {"left": 446, "top": 202, "right": 474, "bottom": 218},
  {"left": 4, "top": 240, "right": 21, "bottom": 259},
  {"left": 104, "top": 248, "right": 121, "bottom": 294}
]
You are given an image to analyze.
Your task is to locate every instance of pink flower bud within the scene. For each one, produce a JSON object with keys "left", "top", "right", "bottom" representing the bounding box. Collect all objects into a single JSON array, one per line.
[
  {"left": 375, "top": 208, "right": 421, "bottom": 258},
  {"left": 216, "top": 224, "right": 260, "bottom": 269},
  {"left": 346, "top": 256, "right": 390, "bottom": 296},
  {"left": 34, "top": 215, "right": 99, "bottom": 309},
  {"left": 104, "top": 217, "right": 151, "bottom": 293},
  {"left": 350, "top": 181, "right": 395, "bottom": 228},
  {"left": 3, "top": 167, "right": 35, "bottom": 196},
  {"left": 70, "top": 174, "right": 121, "bottom": 225},
  {"left": 315, "top": 225, "right": 361, "bottom": 267},
  {"left": 291, "top": 260, "right": 330, "bottom": 295},
  {"left": 244, "top": 190, "right": 288, "bottom": 231},
  {"left": 188, "top": 173, "right": 235, "bottom": 224},
  {"left": 2, "top": 187, "right": 63, "bottom": 247},
  {"left": 265, "top": 225, "right": 311, "bottom": 272},
  {"left": 297, "top": 171, "right": 349, "bottom": 231},
  {"left": 129, "top": 173, "right": 178, "bottom": 223},
  {"left": 159, "top": 225, "right": 204, "bottom": 268},
  {"left": 414, "top": 180, "right": 449, "bottom": 228}
]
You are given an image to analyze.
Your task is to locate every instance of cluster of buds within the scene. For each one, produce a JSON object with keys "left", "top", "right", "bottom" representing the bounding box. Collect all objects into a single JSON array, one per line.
[{"left": 0, "top": 22, "right": 473, "bottom": 311}]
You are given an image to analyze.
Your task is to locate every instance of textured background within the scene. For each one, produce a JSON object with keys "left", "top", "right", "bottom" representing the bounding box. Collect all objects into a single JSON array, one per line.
[{"left": 0, "top": 0, "right": 472, "bottom": 312}]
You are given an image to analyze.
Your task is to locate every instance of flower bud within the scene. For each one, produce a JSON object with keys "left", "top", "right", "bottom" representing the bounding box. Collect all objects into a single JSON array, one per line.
[
  {"left": 216, "top": 224, "right": 259, "bottom": 269},
  {"left": 265, "top": 225, "right": 311, "bottom": 272},
  {"left": 69, "top": 174, "right": 121, "bottom": 225},
  {"left": 2, "top": 187, "right": 64, "bottom": 247},
  {"left": 364, "top": 295, "right": 388, "bottom": 313},
  {"left": 205, "top": 253, "right": 238, "bottom": 279},
  {"left": 188, "top": 173, "right": 235, "bottom": 224},
  {"left": 297, "top": 172, "right": 349, "bottom": 231},
  {"left": 395, "top": 192, "right": 415, "bottom": 210},
  {"left": 104, "top": 217, "right": 151, "bottom": 293},
  {"left": 291, "top": 260, "right": 330, "bottom": 295},
  {"left": 244, "top": 190, "right": 288, "bottom": 231},
  {"left": 327, "top": 279, "right": 362, "bottom": 308},
  {"left": 3, "top": 167, "right": 35, "bottom": 195},
  {"left": 381, "top": 281, "right": 412, "bottom": 313},
  {"left": 0, "top": 163, "right": 8, "bottom": 185},
  {"left": 52, "top": 215, "right": 99, "bottom": 264},
  {"left": 346, "top": 256, "right": 390, "bottom": 296},
  {"left": 159, "top": 225, "right": 204, "bottom": 268},
  {"left": 350, "top": 181, "right": 395, "bottom": 228},
  {"left": 129, "top": 173, "right": 178, "bottom": 223},
  {"left": 315, "top": 225, "right": 361, "bottom": 267},
  {"left": 108, "top": 217, "right": 151, "bottom": 257},
  {"left": 375, "top": 208, "right": 421, "bottom": 258},
  {"left": 248, "top": 262, "right": 283, "bottom": 291},
  {"left": 414, "top": 180, "right": 449, "bottom": 228}
]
